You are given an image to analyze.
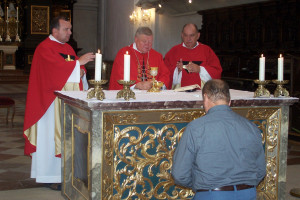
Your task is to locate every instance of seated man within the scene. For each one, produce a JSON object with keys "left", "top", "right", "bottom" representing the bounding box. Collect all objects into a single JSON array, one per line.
[
  {"left": 164, "top": 23, "right": 222, "bottom": 89},
  {"left": 109, "top": 27, "right": 170, "bottom": 90},
  {"left": 172, "top": 79, "right": 266, "bottom": 200}
]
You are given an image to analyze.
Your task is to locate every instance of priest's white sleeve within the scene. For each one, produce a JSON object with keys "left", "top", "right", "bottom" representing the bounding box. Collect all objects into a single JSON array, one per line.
[
  {"left": 172, "top": 67, "right": 182, "bottom": 85},
  {"left": 81, "top": 74, "right": 89, "bottom": 91},
  {"left": 172, "top": 66, "right": 212, "bottom": 86},
  {"left": 67, "top": 60, "right": 80, "bottom": 83},
  {"left": 199, "top": 66, "right": 212, "bottom": 82}
]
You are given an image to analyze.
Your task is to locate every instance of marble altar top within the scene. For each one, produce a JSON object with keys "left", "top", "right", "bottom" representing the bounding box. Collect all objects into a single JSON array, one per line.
[{"left": 55, "top": 89, "right": 298, "bottom": 110}]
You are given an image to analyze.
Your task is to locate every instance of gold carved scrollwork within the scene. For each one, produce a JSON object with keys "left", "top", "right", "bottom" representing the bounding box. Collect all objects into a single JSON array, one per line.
[
  {"left": 103, "top": 173, "right": 113, "bottom": 200},
  {"left": 246, "top": 107, "right": 280, "bottom": 200},
  {"left": 111, "top": 113, "right": 139, "bottom": 124},
  {"left": 160, "top": 111, "right": 205, "bottom": 122},
  {"left": 246, "top": 108, "right": 278, "bottom": 120},
  {"left": 112, "top": 124, "right": 193, "bottom": 199},
  {"left": 103, "top": 115, "right": 114, "bottom": 166}
]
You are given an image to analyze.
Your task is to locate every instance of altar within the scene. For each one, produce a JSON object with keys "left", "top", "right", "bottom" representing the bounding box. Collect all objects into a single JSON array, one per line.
[{"left": 55, "top": 89, "right": 298, "bottom": 200}]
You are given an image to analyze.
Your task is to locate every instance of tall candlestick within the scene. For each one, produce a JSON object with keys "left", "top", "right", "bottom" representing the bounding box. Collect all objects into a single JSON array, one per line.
[
  {"left": 259, "top": 54, "right": 265, "bottom": 81},
  {"left": 278, "top": 54, "right": 284, "bottom": 81},
  {"left": 6, "top": 7, "right": 8, "bottom": 20},
  {"left": 17, "top": 7, "right": 18, "bottom": 21},
  {"left": 95, "top": 49, "right": 102, "bottom": 81},
  {"left": 124, "top": 51, "right": 130, "bottom": 81}
]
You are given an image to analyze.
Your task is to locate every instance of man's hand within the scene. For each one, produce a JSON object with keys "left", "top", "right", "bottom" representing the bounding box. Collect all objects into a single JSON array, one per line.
[
  {"left": 187, "top": 62, "right": 200, "bottom": 73},
  {"left": 78, "top": 52, "right": 95, "bottom": 65},
  {"left": 135, "top": 81, "right": 152, "bottom": 90},
  {"left": 176, "top": 58, "right": 183, "bottom": 73}
]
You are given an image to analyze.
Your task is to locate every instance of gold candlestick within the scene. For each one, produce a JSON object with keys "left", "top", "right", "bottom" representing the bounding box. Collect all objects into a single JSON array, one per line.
[
  {"left": 87, "top": 80, "right": 108, "bottom": 101},
  {"left": 15, "top": 19, "right": 21, "bottom": 42},
  {"left": 116, "top": 80, "right": 136, "bottom": 101},
  {"left": 254, "top": 80, "right": 271, "bottom": 98},
  {"left": 272, "top": 80, "right": 289, "bottom": 97},
  {"left": 5, "top": 19, "right": 11, "bottom": 42}
]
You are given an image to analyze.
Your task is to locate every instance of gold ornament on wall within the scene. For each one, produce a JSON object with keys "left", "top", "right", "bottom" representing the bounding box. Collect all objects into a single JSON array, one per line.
[{"left": 31, "top": 5, "right": 49, "bottom": 34}]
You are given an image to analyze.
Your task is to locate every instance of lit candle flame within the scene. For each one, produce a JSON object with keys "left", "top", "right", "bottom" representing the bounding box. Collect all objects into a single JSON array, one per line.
[
  {"left": 261, "top": 54, "right": 264, "bottom": 57},
  {"left": 279, "top": 54, "right": 282, "bottom": 58},
  {"left": 98, "top": 49, "right": 101, "bottom": 54},
  {"left": 126, "top": 51, "right": 129, "bottom": 55}
]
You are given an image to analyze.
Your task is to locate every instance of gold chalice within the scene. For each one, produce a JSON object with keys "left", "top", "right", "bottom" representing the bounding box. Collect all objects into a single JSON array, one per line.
[
  {"left": 148, "top": 67, "right": 163, "bottom": 92},
  {"left": 150, "top": 67, "right": 158, "bottom": 81}
]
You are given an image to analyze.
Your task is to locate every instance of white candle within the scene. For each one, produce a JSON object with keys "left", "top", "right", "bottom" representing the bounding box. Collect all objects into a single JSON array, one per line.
[
  {"left": 124, "top": 51, "right": 130, "bottom": 81},
  {"left": 259, "top": 54, "right": 265, "bottom": 81},
  {"left": 278, "top": 54, "right": 284, "bottom": 81},
  {"left": 6, "top": 7, "right": 8, "bottom": 20},
  {"left": 95, "top": 49, "right": 102, "bottom": 81},
  {"left": 17, "top": 7, "right": 18, "bottom": 21}
]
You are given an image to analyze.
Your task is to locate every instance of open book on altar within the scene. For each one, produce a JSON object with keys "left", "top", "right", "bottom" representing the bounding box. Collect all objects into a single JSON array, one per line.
[{"left": 174, "top": 84, "right": 201, "bottom": 92}]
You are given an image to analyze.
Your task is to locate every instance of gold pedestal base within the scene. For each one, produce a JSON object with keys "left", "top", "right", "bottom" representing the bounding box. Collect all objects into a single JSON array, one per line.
[
  {"left": 254, "top": 80, "right": 270, "bottom": 98},
  {"left": 148, "top": 81, "right": 163, "bottom": 93},
  {"left": 272, "top": 80, "right": 289, "bottom": 97},
  {"left": 15, "top": 34, "right": 21, "bottom": 42},
  {"left": 5, "top": 34, "right": 11, "bottom": 42},
  {"left": 116, "top": 80, "right": 136, "bottom": 101},
  {"left": 87, "top": 80, "right": 108, "bottom": 101}
]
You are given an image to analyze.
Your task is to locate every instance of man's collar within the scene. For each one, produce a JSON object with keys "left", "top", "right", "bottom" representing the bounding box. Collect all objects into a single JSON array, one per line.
[
  {"left": 49, "top": 35, "right": 64, "bottom": 44},
  {"left": 182, "top": 41, "right": 199, "bottom": 49},
  {"left": 207, "top": 104, "right": 231, "bottom": 114},
  {"left": 133, "top": 43, "right": 142, "bottom": 53}
]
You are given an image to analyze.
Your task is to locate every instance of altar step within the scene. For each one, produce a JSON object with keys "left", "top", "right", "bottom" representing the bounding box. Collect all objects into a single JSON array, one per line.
[{"left": 0, "top": 70, "right": 29, "bottom": 84}]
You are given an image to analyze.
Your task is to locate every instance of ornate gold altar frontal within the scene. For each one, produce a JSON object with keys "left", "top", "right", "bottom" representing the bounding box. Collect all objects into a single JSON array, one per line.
[{"left": 92, "top": 107, "right": 281, "bottom": 200}]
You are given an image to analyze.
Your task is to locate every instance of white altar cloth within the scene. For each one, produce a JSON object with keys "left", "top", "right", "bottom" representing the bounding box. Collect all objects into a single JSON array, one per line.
[{"left": 56, "top": 89, "right": 293, "bottom": 104}]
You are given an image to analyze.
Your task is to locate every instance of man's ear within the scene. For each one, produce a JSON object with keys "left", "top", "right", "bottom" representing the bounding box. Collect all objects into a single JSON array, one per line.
[
  {"left": 203, "top": 93, "right": 207, "bottom": 100},
  {"left": 52, "top": 28, "right": 58, "bottom": 36}
]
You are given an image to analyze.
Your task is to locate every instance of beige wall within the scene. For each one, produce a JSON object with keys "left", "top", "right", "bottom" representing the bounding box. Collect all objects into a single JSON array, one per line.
[{"left": 73, "top": 0, "right": 268, "bottom": 62}]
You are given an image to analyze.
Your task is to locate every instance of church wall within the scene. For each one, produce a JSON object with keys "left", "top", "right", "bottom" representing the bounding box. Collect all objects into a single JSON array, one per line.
[
  {"left": 73, "top": 0, "right": 266, "bottom": 62},
  {"left": 103, "top": 0, "right": 203, "bottom": 60},
  {"left": 73, "top": 0, "right": 99, "bottom": 57},
  {"left": 104, "top": 0, "right": 135, "bottom": 61},
  {"left": 154, "top": 13, "right": 202, "bottom": 56}
]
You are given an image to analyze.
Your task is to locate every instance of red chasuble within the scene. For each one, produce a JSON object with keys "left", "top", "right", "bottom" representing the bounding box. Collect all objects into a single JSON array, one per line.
[
  {"left": 164, "top": 43, "right": 222, "bottom": 89},
  {"left": 109, "top": 44, "right": 170, "bottom": 90},
  {"left": 23, "top": 37, "right": 85, "bottom": 156}
]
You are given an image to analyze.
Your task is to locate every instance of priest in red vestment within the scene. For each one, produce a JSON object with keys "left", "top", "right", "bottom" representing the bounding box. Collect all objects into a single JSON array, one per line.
[
  {"left": 23, "top": 16, "right": 95, "bottom": 188},
  {"left": 164, "top": 23, "right": 222, "bottom": 89},
  {"left": 109, "top": 27, "right": 170, "bottom": 90}
]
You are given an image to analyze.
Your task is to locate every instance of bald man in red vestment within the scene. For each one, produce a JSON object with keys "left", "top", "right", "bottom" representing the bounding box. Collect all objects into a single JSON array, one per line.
[
  {"left": 23, "top": 16, "right": 95, "bottom": 190},
  {"left": 109, "top": 27, "right": 170, "bottom": 90},
  {"left": 164, "top": 23, "right": 222, "bottom": 89}
]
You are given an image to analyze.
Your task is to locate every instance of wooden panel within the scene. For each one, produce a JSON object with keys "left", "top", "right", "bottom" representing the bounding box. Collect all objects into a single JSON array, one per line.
[{"left": 198, "top": 0, "right": 300, "bottom": 130}]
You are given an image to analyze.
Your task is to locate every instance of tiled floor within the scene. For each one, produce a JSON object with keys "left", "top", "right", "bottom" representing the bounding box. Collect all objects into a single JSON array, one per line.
[
  {"left": 0, "top": 89, "right": 44, "bottom": 191},
  {"left": 0, "top": 83, "right": 299, "bottom": 199}
]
